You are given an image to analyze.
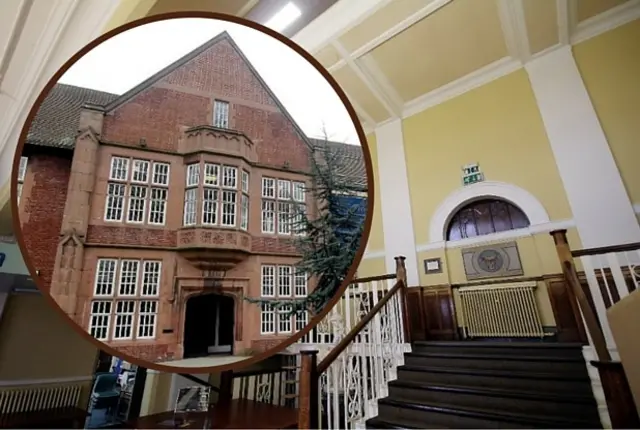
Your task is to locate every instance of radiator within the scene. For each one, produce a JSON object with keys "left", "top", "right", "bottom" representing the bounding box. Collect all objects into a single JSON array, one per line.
[
  {"left": 459, "top": 281, "right": 545, "bottom": 338},
  {"left": 0, "top": 383, "right": 82, "bottom": 414}
]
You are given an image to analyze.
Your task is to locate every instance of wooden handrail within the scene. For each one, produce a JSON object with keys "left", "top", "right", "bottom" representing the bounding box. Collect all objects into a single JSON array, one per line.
[
  {"left": 571, "top": 241, "right": 640, "bottom": 257},
  {"left": 351, "top": 273, "right": 397, "bottom": 284},
  {"left": 550, "top": 230, "right": 610, "bottom": 361},
  {"left": 317, "top": 280, "right": 403, "bottom": 374}
]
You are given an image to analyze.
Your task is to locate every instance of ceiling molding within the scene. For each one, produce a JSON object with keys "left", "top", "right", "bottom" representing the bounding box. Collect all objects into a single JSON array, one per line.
[
  {"left": 497, "top": 0, "right": 531, "bottom": 63},
  {"left": 332, "top": 41, "right": 400, "bottom": 118},
  {"left": 293, "top": 0, "right": 392, "bottom": 54},
  {"left": 571, "top": 0, "right": 640, "bottom": 45},
  {"left": 357, "top": 55, "right": 404, "bottom": 113},
  {"left": 402, "top": 56, "right": 521, "bottom": 119},
  {"left": 556, "top": 0, "right": 576, "bottom": 45},
  {"left": 349, "top": 0, "right": 452, "bottom": 59}
]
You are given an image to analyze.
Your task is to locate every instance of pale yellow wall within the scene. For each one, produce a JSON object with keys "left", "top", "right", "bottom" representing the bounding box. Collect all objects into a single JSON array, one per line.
[
  {"left": 365, "top": 133, "right": 385, "bottom": 252},
  {"left": 573, "top": 19, "right": 640, "bottom": 205},
  {"left": 402, "top": 69, "right": 573, "bottom": 246},
  {"left": 356, "top": 257, "right": 386, "bottom": 279},
  {"left": 0, "top": 294, "right": 97, "bottom": 380}
]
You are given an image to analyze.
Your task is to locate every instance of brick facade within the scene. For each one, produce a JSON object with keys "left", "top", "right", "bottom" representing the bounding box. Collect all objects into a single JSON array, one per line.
[{"left": 17, "top": 32, "right": 339, "bottom": 363}]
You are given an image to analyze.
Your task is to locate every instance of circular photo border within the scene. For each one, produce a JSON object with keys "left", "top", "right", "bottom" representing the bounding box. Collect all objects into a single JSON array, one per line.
[{"left": 10, "top": 11, "right": 374, "bottom": 374}]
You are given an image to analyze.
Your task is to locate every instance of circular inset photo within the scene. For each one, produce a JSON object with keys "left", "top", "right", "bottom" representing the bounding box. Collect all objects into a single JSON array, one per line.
[{"left": 12, "top": 14, "right": 372, "bottom": 372}]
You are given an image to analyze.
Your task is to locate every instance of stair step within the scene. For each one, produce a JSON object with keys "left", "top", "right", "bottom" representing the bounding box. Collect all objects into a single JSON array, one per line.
[
  {"left": 366, "top": 416, "right": 446, "bottom": 429},
  {"left": 397, "top": 364, "right": 592, "bottom": 394},
  {"left": 387, "top": 380, "right": 599, "bottom": 421},
  {"left": 412, "top": 341, "right": 585, "bottom": 358},
  {"left": 404, "top": 351, "right": 587, "bottom": 374},
  {"left": 377, "top": 397, "right": 599, "bottom": 429}
]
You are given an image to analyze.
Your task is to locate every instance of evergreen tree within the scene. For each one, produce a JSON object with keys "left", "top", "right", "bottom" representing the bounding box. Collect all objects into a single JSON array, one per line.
[{"left": 244, "top": 137, "right": 366, "bottom": 317}]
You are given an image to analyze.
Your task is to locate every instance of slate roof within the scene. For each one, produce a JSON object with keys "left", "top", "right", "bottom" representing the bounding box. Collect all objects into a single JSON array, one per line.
[
  {"left": 26, "top": 84, "right": 367, "bottom": 188},
  {"left": 26, "top": 83, "right": 118, "bottom": 149}
]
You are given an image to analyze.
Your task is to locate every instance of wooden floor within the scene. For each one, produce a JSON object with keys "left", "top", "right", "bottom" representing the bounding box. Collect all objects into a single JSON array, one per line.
[{"left": 124, "top": 399, "right": 297, "bottom": 429}]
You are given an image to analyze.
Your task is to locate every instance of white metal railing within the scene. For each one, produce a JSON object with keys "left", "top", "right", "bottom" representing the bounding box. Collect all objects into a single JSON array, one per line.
[
  {"left": 295, "top": 278, "right": 409, "bottom": 429},
  {"left": 458, "top": 281, "right": 545, "bottom": 338},
  {"left": 579, "top": 249, "right": 639, "bottom": 349}
]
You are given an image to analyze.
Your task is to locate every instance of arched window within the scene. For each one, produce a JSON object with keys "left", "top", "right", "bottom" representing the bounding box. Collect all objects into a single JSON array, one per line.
[{"left": 446, "top": 199, "right": 530, "bottom": 241}]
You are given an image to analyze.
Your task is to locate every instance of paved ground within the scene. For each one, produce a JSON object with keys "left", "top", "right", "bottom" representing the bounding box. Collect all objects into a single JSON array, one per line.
[{"left": 158, "top": 355, "right": 251, "bottom": 368}]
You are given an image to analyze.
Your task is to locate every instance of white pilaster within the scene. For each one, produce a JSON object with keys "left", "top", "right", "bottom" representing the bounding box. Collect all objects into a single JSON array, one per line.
[
  {"left": 374, "top": 119, "right": 419, "bottom": 286},
  {"left": 525, "top": 46, "right": 640, "bottom": 248}
]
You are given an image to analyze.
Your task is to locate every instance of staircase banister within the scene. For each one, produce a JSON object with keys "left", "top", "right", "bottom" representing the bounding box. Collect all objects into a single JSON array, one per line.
[
  {"left": 351, "top": 273, "right": 397, "bottom": 284},
  {"left": 317, "top": 279, "right": 403, "bottom": 374}
]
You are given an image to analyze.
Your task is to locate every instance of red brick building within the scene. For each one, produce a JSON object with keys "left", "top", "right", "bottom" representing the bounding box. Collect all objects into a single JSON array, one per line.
[{"left": 17, "top": 32, "right": 365, "bottom": 363}]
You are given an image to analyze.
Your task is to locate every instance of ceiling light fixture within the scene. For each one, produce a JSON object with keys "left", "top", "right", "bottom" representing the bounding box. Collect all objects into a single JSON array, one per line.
[{"left": 264, "top": 2, "right": 302, "bottom": 32}]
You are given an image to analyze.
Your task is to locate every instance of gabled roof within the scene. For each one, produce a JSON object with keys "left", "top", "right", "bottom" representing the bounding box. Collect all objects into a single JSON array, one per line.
[
  {"left": 103, "top": 31, "right": 312, "bottom": 152},
  {"left": 26, "top": 84, "right": 366, "bottom": 187}
]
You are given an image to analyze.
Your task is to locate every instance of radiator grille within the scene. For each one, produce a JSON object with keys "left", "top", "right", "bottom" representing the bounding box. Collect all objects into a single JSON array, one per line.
[
  {"left": 0, "top": 384, "right": 82, "bottom": 414},
  {"left": 459, "top": 282, "right": 544, "bottom": 338}
]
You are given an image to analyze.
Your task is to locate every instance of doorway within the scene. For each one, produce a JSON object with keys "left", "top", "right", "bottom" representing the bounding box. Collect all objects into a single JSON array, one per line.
[{"left": 183, "top": 294, "right": 234, "bottom": 358}]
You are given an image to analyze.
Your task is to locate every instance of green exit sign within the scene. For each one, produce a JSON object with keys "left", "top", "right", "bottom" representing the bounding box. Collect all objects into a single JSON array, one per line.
[
  {"left": 462, "top": 163, "right": 484, "bottom": 186},
  {"left": 463, "top": 173, "right": 484, "bottom": 185}
]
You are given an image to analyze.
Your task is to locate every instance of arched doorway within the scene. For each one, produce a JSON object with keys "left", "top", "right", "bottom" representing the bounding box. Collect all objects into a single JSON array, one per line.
[{"left": 183, "top": 294, "right": 234, "bottom": 359}]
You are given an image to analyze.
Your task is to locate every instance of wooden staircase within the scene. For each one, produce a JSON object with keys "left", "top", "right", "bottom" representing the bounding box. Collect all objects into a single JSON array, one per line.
[{"left": 366, "top": 341, "right": 602, "bottom": 429}]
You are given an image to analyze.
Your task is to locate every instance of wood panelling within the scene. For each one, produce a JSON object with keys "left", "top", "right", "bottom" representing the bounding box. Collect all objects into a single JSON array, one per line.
[{"left": 407, "top": 286, "right": 457, "bottom": 341}]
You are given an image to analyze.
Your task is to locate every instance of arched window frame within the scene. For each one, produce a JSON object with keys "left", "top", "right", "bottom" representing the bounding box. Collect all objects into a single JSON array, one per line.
[{"left": 445, "top": 198, "right": 531, "bottom": 241}]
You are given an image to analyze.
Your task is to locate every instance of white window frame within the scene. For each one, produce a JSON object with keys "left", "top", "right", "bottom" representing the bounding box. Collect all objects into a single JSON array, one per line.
[
  {"left": 277, "top": 202, "right": 292, "bottom": 235},
  {"left": 202, "top": 188, "right": 219, "bottom": 226},
  {"left": 292, "top": 181, "right": 305, "bottom": 202},
  {"left": 131, "top": 159, "right": 150, "bottom": 184},
  {"left": 137, "top": 300, "right": 158, "bottom": 339},
  {"left": 117, "top": 260, "right": 140, "bottom": 296},
  {"left": 141, "top": 261, "right": 162, "bottom": 297},
  {"left": 277, "top": 180, "right": 291, "bottom": 200},
  {"left": 186, "top": 164, "right": 200, "bottom": 187},
  {"left": 261, "top": 265, "right": 275, "bottom": 297},
  {"left": 260, "top": 303, "right": 275, "bottom": 335},
  {"left": 183, "top": 188, "right": 197, "bottom": 226},
  {"left": 89, "top": 300, "right": 112, "bottom": 341},
  {"left": 241, "top": 171, "right": 249, "bottom": 193},
  {"left": 109, "top": 157, "right": 129, "bottom": 181},
  {"left": 221, "top": 190, "right": 237, "bottom": 227},
  {"left": 294, "top": 272, "right": 308, "bottom": 297},
  {"left": 104, "top": 183, "right": 126, "bottom": 222},
  {"left": 126, "top": 185, "right": 147, "bottom": 224},
  {"left": 222, "top": 166, "right": 237, "bottom": 189},
  {"left": 295, "top": 310, "right": 308, "bottom": 332},
  {"left": 112, "top": 300, "right": 136, "bottom": 340},
  {"left": 278, "top": 305, "right": 292, "bottom": 334},
  {"left": 213, "top": 99, "right": 230, "bottom": 129},
  {"left": 94, "top": 259, "right": 118, "bottom": 297},
  {"left": 148, "top": 187, "right": 168, "bottom": 225},
  {"left": 262, "top": 177, "right": 275, "bottom": 198},
  {"left": 240, "top": 194, "right": 249, "bottom": 231},
  {"left": 278, "top": 266, "right": 292, "bottom": 297},
  {"left": 204, "top": 163, "right": 220, "bottom": 186},
  {"left": 261, "top": 200, "right": 275, "bottom": 233},
  {"left": 152, "top": 162, "right": 171, "bottom": 186},
  {"left": 17, "top": 156, "right": 28, "bottom": 204}
]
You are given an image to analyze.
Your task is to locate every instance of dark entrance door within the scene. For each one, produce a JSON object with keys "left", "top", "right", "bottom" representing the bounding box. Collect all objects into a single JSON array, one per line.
[{"left": 183, "top": 294, "right": 234, "bottom": 358}]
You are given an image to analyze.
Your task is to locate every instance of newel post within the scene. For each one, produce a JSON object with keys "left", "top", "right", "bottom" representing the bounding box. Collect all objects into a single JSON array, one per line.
[
  {"left": 297, "top": 349, "right": 319, "bottom": 429},
  {"left": 395, "top": 256, "right": 411, "bottom": 344},
  {"left": 550, "top": 230, "right": 610, "bottom": 361},
  {"left": 218, "top": 370, "right": 233, "bottom": 407}
]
